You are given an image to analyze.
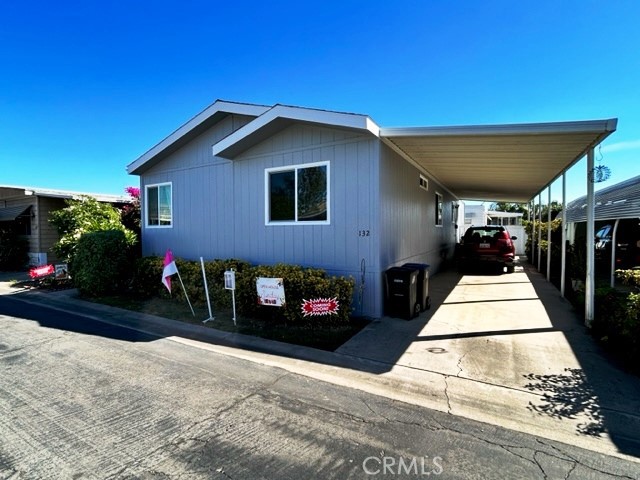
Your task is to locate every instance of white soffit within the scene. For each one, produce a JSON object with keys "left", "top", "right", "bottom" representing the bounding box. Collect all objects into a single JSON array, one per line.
[{"left": 380, "top": 119, "right": 618, "bottom": 203}]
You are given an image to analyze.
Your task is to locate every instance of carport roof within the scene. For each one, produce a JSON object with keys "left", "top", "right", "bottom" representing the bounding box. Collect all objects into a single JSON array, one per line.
[{"left": 380, "top": 119, "right": 617, "bottom": 203}]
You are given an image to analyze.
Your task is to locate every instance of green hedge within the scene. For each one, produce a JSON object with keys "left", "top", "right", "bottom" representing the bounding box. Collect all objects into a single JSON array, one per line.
[
  {"left": 235, "top": 263, "right": 354, "bottom": 325},
  {"left": 72, "top": 230, "right": 133, "bottom": 296},
  {"left": 130, "top": 257, "right": 354, "bottom": 325},
  {"left": 590, "top": 270, "right": 640, "bottom": 374}
]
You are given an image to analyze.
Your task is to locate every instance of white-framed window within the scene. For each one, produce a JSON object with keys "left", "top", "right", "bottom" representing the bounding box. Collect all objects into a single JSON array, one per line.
[
  {"left": 435, "top": 192, "right": 443, "bottom": 226},
  {"left": 265, "top": 161, "right": 329, "bottom": 225},
  {"left": 419, "top": 174, "right": 429, "bottom": 191},
  {"left": 146, "top": 182, "right": 172, "bottom": 227}
]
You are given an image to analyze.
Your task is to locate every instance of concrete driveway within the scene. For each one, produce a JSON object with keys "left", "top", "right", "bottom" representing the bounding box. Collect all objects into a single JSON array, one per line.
[{"left": 336, "top": 263, "right": 640, "bottom": 461}]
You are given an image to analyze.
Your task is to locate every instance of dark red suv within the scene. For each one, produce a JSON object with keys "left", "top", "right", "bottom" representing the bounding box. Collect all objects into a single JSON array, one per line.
[{"left": 457, "top": 225, "right": 517, "bottom": 273}]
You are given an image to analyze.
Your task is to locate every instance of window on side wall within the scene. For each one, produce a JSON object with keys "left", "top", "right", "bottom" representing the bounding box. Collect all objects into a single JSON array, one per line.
[
  {"left": 265, "top": 162, "right": 329, "bottom": 225},
  {"left": 146, "top": 183, "right": 172, "bottom": 227},
  {"left": 435, "top": 192, "right": 443, "bottom": 226}
]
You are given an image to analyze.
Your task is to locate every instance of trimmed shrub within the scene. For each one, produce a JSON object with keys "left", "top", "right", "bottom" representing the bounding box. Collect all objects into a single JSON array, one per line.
[
  {"left": 129, "top": 257, "right": 355, "bottom": 325},
  {"left": 130, "top": 256, "right": 251, "bottom": 306},
  {"left": 590, "top": 271, "right": 640, "bottom": 374},
  {"left": 235, "top": 263, "right": 355, "bottom": 325},
  {"left": 72, "top": 230, "right": 132, "bottom": 296},
  {"left": 130, "top": 256, "right": 165, "bottom": 299},
  {"left": 0, "top": 229, "right": 29, "bottom": 270},
  {"left": 49, "top": 196, "right": 137, "bottom": 265}
]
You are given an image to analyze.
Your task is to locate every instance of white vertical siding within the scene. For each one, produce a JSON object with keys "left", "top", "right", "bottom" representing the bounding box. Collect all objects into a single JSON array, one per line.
[
  {"left": 379, "top": 143, "right": 459, "bottom": 273},
  {"left": 140, "top": 120, "right": 461, "bottom": 318}
]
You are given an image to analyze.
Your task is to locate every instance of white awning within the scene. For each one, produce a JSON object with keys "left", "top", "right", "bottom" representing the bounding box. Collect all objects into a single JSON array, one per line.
[{"left": 380, "top": 119, "right": 617, "bottom": 203}]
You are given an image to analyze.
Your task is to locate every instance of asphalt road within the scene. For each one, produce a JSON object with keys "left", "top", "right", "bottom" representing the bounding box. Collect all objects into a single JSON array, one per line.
[{"left": 1, "top": 296, "right": 638, "bottom": 479}]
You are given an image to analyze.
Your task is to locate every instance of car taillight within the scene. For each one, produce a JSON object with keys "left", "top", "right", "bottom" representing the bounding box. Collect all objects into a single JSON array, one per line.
[{"left": 497, "top": 232, "right": 513, "bottom": 252}]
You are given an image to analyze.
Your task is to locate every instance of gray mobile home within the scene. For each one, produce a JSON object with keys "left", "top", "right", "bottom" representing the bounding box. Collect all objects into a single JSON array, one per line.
[
  {"left": 127, "top": 101, "right": 458, "bottom": 318},
  {"left": 127, "top": 100, "right": 616, "bottom": 318}
]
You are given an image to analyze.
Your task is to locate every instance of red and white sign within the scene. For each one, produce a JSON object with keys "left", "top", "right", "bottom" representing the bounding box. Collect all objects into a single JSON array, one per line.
[
  {"left": 301, "top": 297, "right": 339, "bottom": 317},
  {"left": 29, "top": 264, "right": 55, "bottom": 279}
]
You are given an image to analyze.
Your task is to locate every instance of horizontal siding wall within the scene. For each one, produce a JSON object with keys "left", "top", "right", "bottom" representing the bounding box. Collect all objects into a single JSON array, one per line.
[{"left": 38, "top": 197, "right": 66, "bottom": 264}]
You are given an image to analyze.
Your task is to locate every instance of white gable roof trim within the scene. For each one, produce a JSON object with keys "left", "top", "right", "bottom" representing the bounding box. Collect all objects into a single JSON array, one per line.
[
  {"left": 211, "top": 104, "right": 380, "bottom": 159},
  {"left": 127, "top": 100, "right": 270, "bottom": 175}
]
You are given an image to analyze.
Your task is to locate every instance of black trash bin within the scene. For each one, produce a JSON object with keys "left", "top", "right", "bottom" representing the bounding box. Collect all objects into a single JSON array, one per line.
[
  {"left": 402, "top": 263, "right": 431, "bottom": 311},
  {"left": 385, "top": 266, "right": 420, "bottom": 320}
]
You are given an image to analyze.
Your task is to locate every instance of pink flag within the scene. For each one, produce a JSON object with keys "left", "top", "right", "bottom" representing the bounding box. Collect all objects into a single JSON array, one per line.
[{"left": 162, "top": 249, "right": 178, "bottom": 293}]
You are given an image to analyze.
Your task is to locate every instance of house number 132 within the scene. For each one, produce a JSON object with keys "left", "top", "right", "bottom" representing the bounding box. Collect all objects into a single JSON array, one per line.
[{"left": 358, "top": 230, "right": 370, "bottom": 237}]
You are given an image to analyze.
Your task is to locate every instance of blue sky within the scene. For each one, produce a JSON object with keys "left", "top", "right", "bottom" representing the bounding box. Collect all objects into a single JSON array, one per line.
[{"left": 1, "top": 1, "right": 639, "bottom": 202}]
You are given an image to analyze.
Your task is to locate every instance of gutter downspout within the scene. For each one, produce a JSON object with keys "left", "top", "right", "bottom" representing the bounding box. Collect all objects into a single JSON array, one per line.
[
  {"left": 561, "top": 173, "right": 567, "bottom": 297},
  {"left": 585, "top": 148, "right": 595, "bottom": 326},
  {"left": 610, "top": 219, "right": 620, "bottom": 288}
]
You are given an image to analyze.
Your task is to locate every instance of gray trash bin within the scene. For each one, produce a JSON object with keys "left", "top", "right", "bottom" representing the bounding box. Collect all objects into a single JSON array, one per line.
[
  {"left": 402, "top": 263, "right": 431, "bottom": 311},
  {"left": 385, "top": 266, "right": 420, "bottom": 319}
]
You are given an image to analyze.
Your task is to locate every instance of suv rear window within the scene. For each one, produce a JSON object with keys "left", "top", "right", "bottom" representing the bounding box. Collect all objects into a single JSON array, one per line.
[{"left": 464, "top": 227, "right": 505, "bottom": 242}]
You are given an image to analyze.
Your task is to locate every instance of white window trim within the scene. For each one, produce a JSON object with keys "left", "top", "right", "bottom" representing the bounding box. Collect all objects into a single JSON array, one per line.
[
  {"left": 145, "top": 182, "right": 173, "bottom": 229},
  {"left": 419, "top": 174, "right": 429, "bottom": 191},
  {"left": 264, "top": 161, "right": 330, "bottom": 226}
]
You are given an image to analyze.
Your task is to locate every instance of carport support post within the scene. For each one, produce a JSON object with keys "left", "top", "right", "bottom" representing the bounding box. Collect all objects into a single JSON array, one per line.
[
  {"left": 610, "top": 219, "right": 620, "bottom": 288},
  {"left": 537, "top": 193, "right": 542, "bottom": 271},
  {"left": 561, "top": 173, "right": 567, "bottom": 297},
  {"left": 585, "top": 148, "right": 596, "bottom": 326},
  {"left": 547, "top": 186, "right": 552, "bottom": 282},
  {"left": 527, "top": 197, "right": 536, "bottom": 265}
]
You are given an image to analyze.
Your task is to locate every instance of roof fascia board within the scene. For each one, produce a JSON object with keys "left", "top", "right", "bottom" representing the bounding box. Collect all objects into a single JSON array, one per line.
[
  {"left": 380, "top": 118, "right": 618, "bottom": 138},
  {"left": 0, "top": 185, "right": 129, "bottom": 203},
  {"left": 528, "top": 122, "right": 618, "bottom": 203},
  {"left": 127, "top": 100, "right": 270, "bottom": 174},
  {"left": 212, "top": 105, "right": 379, "bottom": 159}
]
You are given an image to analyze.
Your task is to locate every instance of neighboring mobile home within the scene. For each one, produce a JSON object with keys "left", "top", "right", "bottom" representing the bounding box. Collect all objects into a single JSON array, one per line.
[
  {"left": 127, "top": 100, "right": 617, "bottom": 318},
  {"left": 0, "top": 185, "right": 130, "bottom": 265},
  {"left": 565, "top": 174, "right": 640, "bottom": 282}
]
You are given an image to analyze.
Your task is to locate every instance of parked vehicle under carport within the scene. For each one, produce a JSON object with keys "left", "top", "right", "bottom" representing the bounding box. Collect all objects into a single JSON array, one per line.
[{"left": 456, "top": 225, "right": 518, "bottom": 273}]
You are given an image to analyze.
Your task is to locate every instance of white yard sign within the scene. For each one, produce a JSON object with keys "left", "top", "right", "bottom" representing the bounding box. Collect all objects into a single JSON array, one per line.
[{"left": 256, "top": 277, "right": 286, "bottom": 307}]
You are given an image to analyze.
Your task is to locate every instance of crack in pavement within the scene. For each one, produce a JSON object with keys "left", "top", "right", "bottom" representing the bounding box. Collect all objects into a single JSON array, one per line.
[
  {"left": 0, "top": 335, "right": 66, "bottom": 356},
  {"left": 105, "top": 372, "right": 291, "bottom": 479},
  {"left": 416, "top": 416, "right": 637, "bottom": 479}
]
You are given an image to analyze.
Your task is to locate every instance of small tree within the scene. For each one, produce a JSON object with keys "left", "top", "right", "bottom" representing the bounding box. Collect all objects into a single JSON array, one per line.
[
  {"left": 120, "top": 186, "right": 141, "bottom": 257},
  {"left": 49, "top": 196, "right": 137, "bottom": 265},
  {"left": 121, "top": 186, "right": 141, "bottom": 236}
]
